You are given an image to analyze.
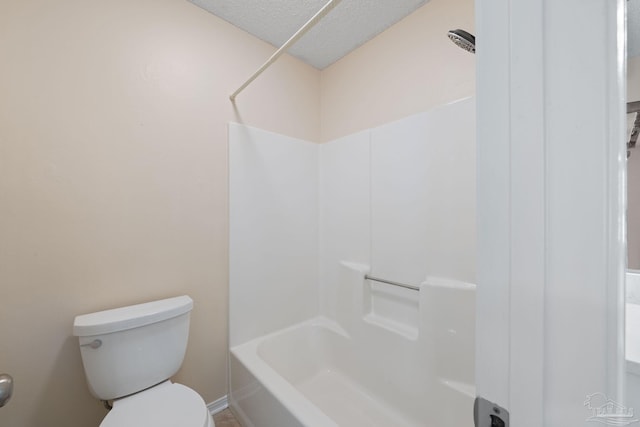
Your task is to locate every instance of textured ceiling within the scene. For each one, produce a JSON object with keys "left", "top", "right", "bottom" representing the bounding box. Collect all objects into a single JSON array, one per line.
[{"left": 188, "top": 0, "right": 428, "bottom": 69}]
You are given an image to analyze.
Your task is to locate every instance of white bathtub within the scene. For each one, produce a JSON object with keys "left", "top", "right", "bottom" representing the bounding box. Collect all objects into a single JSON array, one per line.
[{"left": 229, "top": 267, "right": 476, "bottom": 427}]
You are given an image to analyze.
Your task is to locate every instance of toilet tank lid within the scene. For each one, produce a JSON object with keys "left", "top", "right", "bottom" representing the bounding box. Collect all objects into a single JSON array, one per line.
[{"left": 73, "top": 295, "right": 193, "bottom": 337}]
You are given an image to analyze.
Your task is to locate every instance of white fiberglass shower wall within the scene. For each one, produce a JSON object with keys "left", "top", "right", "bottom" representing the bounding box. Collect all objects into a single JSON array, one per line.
[{"left": 229, "top": 97, "right": 475, "bottom": 426}]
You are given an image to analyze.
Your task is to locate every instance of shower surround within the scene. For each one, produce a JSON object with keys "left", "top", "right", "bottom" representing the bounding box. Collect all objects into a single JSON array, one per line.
[{"left": 229, "top": 97, "right": 476, "bottom": 426}]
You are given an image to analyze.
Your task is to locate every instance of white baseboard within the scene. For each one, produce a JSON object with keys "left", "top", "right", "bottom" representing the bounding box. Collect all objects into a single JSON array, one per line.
[{"left": 207, "top": 395, "right": 228, "bottom": 415}]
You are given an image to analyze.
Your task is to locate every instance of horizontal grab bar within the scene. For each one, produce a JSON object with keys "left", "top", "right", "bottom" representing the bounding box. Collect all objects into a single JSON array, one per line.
[{"left": 365, "top": 275, "right": 420, "bottom": 291}]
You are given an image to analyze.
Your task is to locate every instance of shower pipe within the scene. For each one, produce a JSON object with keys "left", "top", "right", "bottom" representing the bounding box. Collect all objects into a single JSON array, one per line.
[
  {"left": 365, "top": 275, "right": 420, "bottom": 291},
  {"left": 229, "top": 0, "right": 342, "bottom": 102}
]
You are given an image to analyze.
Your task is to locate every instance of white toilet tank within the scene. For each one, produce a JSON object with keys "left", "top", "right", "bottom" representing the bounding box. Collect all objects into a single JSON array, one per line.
[{"left": 73, "top": 295, "right": 193, "bottom": 401}]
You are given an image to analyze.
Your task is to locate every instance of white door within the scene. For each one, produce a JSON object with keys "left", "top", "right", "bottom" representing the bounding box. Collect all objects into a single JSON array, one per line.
[{"left": 475, "top": 0, "right": 627, "bottom": 426}]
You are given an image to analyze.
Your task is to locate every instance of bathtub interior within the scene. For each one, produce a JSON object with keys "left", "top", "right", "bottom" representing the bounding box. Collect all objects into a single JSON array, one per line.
[
  {"left": 254, "top": 320, "right": 426, "bottom": 427},
  {"left": 230, "top": 263, "right": 475, "bottom": 427}
]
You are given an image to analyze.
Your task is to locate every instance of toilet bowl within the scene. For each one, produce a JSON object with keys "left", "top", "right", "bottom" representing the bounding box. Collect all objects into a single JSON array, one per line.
[
  {"left": 100, "top": 381, "right": 213, "bottom": 427},
  {"left": 73, "top": 295, "right": 215, "bottom": 427}
]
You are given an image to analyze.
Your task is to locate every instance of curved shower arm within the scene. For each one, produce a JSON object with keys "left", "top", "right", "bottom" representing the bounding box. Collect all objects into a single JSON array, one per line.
[{"left": 229, "top": 0, "right": 342, "bottom": 102}]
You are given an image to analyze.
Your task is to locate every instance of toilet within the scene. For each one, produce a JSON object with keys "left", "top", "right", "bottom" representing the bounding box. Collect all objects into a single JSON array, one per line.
[{"left": 73, "top": 295, "right": 214, "bottom": 427}]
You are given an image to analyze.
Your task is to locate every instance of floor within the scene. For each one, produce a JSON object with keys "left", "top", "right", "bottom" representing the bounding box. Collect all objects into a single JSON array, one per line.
[{"left": 213, "top": 408, "right": 243, "bottom": 427}]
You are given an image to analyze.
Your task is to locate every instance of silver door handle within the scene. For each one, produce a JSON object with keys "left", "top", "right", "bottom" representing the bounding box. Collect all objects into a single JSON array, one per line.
[{"left": 0, "top": 374, "right": 13, "bottom": 408}]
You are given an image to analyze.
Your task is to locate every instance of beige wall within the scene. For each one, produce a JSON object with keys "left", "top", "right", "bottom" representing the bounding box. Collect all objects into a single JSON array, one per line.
[
  {"left": 0, "top": 0, "right": 475, "bottom": 425},
  {"left": 0, "top": 1, "right": 319, "bottom": 426},
  {"left": 629, "top": 56, "right": 640, "bottom": 269},
  {"left": 320, "top": 0, "right": 475, "bottom": 142}
]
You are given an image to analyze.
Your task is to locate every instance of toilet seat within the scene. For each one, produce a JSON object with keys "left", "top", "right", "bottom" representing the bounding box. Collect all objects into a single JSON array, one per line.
[{"left": 100, "top": 381, "right": 212, "bottom": 427}]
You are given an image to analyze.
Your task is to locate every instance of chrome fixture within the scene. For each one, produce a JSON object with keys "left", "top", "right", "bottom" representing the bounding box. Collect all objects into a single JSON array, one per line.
[
  {"left": 365, "top": 275, "right": 420, "bottom": 291},
  {"left": 0, "top": 374, "right": 13, "bottom": 408},
  {"left": 447, "top": 29, "right": 476, "bottom": 54},
  {"left": 628, "top": 101, "right": 640, "bottom": 158},
  {"left": 80, "top": 339, "right": 102, "bottom": 349}
]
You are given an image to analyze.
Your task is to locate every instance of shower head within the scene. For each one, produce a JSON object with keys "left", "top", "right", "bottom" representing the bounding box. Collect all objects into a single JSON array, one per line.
[{"left": 447, "top": 29, "right": 476, "bottom": 54}]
